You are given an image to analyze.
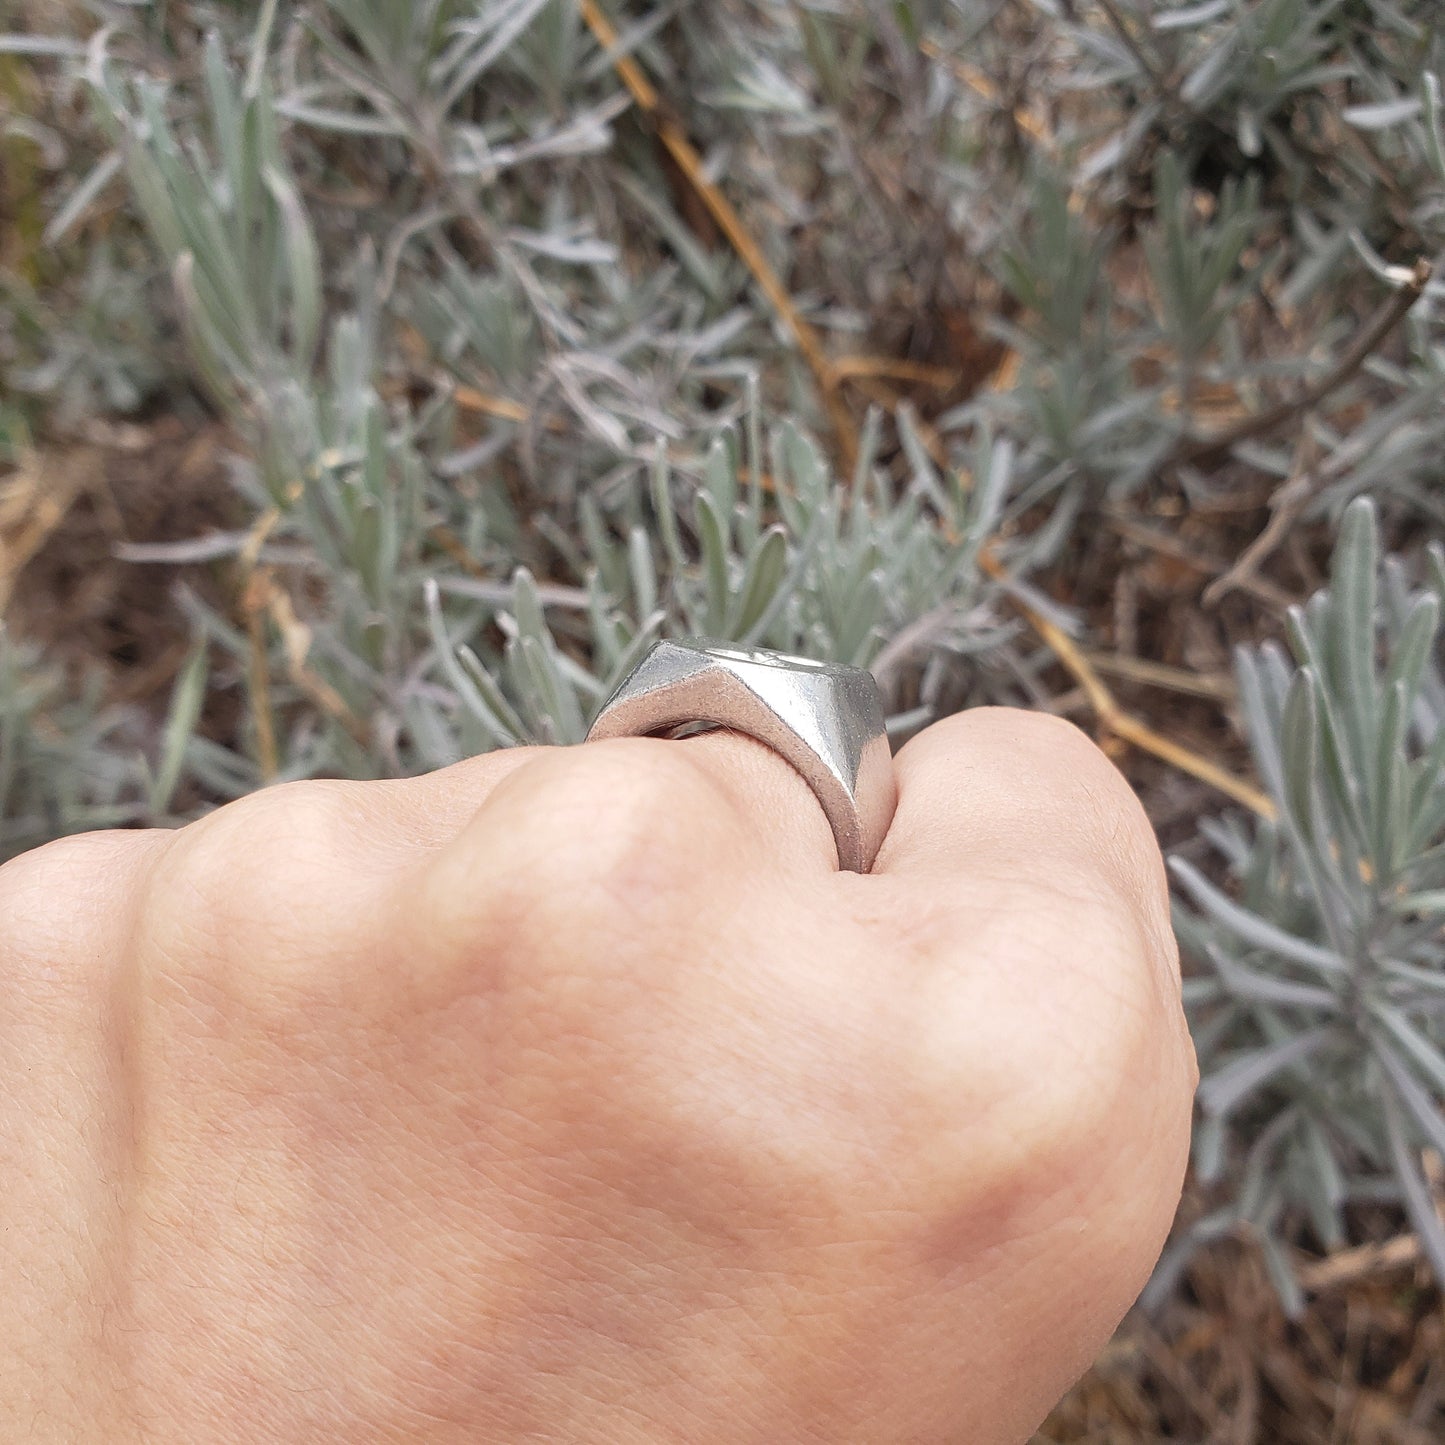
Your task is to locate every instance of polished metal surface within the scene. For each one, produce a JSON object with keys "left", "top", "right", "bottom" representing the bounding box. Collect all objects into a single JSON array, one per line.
[{"left": 584, "top": 639, "right": 896, "bottom": 873}]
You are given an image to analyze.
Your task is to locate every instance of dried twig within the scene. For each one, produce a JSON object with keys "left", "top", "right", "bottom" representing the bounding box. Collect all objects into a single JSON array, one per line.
[
  {"left": 1095, "top": 0, "right": 1171, "bottom": 94},
  {"left": 451, "top": 384, "right": 530, "bottom": 424},
  {"left": 1107, "top": 511, "right": 1294, "bottom": 611},
  {"left": 244, "top": 565, "right": 372, "bottom": 760},
  {"left": 234, "top": 494, "right": 369, "bottom": 766},
  {"left": 1203, "top": 431, "right": 1319, "bottom": 608},
  {"left": 0, "top": 448, "right": 95, "bottom": 613},
  {"left": 1298, "top": 1150, "right": 1445, "bottom": 1292},
  {"left": 578, "top": 0, "right": 858, "bottom": 472},
  {"left": 977, "top": 547, "right": 1276, "bottom": 817},
  {"left": 235, "top": 502, "right": 287, "bottom": 780},
  {"left": 1297, "top": 1235, "right": 1422, "bottom": 1293},
  {"left": 832, "top": 354, "right": 956, "bottom": 388},
  {"left": 265, "top": 576, "right": 370, "bottom": 748},
  {"left": 918, "top": 40, "right": 1056, "bottom": 150},
  {"left": 576, "top": 7, "right": 1039, "bottom": 490},
  {"left": 1083, "top": 650, "right": 1235, "bottom": 702},
  {"left": 1179, "top": 260, "right": 1433, "bottom": 467},
  {"left": 241, "top": 570, "right": 279, "bottom": 782},
  {"left": 428, "top": 523, "right": 490, "bottom": 579}
]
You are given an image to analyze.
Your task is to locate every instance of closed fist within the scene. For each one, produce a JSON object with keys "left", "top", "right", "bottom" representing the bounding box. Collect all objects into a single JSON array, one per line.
[{"left": 1, "top": 708, "right": 1195, "bottom": 1443}]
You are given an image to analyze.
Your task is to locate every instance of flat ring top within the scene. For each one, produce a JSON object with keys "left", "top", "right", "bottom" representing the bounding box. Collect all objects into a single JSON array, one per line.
[
  {"left": 585, "top": 638, "right": 897, "bottom": 873},
  {"left": 697, "top": 645, "right": 835, "bottom": 671}
]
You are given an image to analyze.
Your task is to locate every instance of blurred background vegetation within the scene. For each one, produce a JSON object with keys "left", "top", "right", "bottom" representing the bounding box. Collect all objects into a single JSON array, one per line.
[{"left": 3, "top": 0, "right": 1445, "bottom": 1437}]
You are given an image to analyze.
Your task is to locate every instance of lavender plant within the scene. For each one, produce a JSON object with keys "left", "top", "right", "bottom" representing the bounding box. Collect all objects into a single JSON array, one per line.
[
  {"left": 4, "top": 1, "right": 1032, "bottom": 829},
  {"left": 1165, "top": 498, "right": 1445, "bottom": 1312},
  {"left": 646, "top": 2, "right": 1445, "bottom": 551},
  {"left": 0, "top": 629, "right": 151, "bottom": 859}
]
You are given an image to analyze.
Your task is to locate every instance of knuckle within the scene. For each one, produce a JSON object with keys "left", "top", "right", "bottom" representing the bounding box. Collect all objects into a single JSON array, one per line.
[
  {"left": 1000, "top": 895, "right": 1195, "bottom": 1246},
  {"left": 1006, "top": 710, "right": 1146, "bottom": 826},
  {"left": 948, "top": 704, "right": 1102, "bottom": 763},
  {"left": 0, "top": 834, "right": 92, "bottom": 933},
  {"left": 992, "top": 705, "right": 1097, "bottom": 756},
  {"left": 153, "top": 783, "right": 318, "bottom": 901},
  {"left": 414, "top": 739, "right": 734, "bottom": 1012},
  {"left": 137, "top": 781, "right": 364, "bottom": 984},
  {"left": 0, "top": 829, "right": 164, "bottom": 1017},
  {"left": 0, "top": 830, "right": 149, "bottom": 954},
  {"left": 992, "top": 709, "right": 1172, "bottom": 961},
  {"left": 1010, "top": 890, "right": 1164, "bottom": 1135},
  {"left": 493, "top": 739, "right": 730, "bottom": 900},
  {"left": 969, "top": 707, "right": 1134, "bottom": 801},
  {"left": 225, "top": 777, "right": 358, "bottom": 851}
]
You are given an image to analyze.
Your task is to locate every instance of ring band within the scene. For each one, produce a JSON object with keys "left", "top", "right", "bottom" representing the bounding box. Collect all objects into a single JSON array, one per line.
[{"left": 584, "top": 639, "right": 897, "bottom": 873}]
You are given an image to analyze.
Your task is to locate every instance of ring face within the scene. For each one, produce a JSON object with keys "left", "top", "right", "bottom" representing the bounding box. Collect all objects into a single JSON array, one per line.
[{"left": 584, "top": 638, "right": 897, "bottom": 873}]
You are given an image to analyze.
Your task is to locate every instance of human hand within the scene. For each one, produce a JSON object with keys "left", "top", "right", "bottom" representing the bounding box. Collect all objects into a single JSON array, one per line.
[{"left": 1, "top": 708, "right": 1195, "bottom": 1443}]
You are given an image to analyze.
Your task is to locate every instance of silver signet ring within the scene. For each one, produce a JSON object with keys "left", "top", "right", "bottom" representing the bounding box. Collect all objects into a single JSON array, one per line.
[{"left": 584, "top": 638, "right": 897, "bottom": 873}]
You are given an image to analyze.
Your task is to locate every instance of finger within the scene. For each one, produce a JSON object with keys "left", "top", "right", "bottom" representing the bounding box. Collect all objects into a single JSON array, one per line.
[
  {"left": 663, "top": 726, "right": 841, "bottom": 876},
  {"left": 130, "top": 750, "right": 547, "bottom": 989},
  {"left": 402, "top": 727, "right": 841, "bottom": 1018},
  {"left": 870, "top": 707, "right": 1176, "bottom": 977},
  {"left": 344, "top": 730, "right": 837, "bottom": 880},
  {"left": 865, "top": 711, "right": 1194, "bottom": 1410},
  {"left": 345, "top": 746, "right": 552, "bottom": 849},
  {"left": 436, "top": 728, "right": 840, "bottom": 889}
]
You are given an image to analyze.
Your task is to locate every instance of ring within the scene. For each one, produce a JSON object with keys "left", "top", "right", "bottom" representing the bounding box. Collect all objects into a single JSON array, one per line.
[{"left": 584, "top": 638, "right": 897, "bottom": 873}]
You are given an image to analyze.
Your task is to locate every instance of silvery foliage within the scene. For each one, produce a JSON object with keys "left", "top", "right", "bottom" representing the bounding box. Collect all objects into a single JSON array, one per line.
[
  {"left": 11, "top": 2, "right": 1445, "bottom": 531},
  {"left": 1011, "top": 0, "right": 1445, "bottom": 536},
  {"left": 0, "top": 0, "right": 1025, "bottom": 841},
  {"left": 632, "top": 2, "right": 1445, "bottom": 549},
  {"left": 0, "top": 631, "right": 151, "bottom": 859},
  {"left": 1024, "top": 0, "right": 1445, "bottom": 526},
  {"left": 2, "top": 241, "right": 169, "bottom": 425},
  {"left": 1160, "top": 499, "right": 1445, "bottom": 1313},
  {"left": 0, "top": 26, "right": 176, "bottom": 426}
]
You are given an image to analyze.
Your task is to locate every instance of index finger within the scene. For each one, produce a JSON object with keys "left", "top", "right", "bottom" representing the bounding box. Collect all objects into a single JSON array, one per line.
[{"left": 870, "top": 707, "right": 1177, "bottom": 981}]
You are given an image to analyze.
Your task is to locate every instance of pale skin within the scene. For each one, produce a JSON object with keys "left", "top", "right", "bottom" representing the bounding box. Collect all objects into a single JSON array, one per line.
[{"left": 1, "top": 707, "right": 1196, "bottom": 1443}]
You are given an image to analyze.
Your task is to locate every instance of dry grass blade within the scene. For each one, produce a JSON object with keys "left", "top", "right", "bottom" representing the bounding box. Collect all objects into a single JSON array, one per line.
[
  {"left": 241, "top": 568, "right": 280, "bottom": 781},
  {"left": 1083, "top": 650, "right": 1235, "bottom": 701},
  {"left": 832, "top": 354, "right": 957, "bottom": 388},
  {"left": 577, "top": 0, "right": 858, "bottom": 472},
  {"left": 0, "top": 450, "right": 96, "bottom": 614},
  {"left": 977, "top": 547, "right": 1275, "bottom": 817}
]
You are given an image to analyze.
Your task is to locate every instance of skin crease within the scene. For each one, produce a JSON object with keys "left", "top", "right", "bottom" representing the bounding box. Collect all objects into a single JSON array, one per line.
[{"left": 0, "top": 707, "right": 1197, "bottom": 1443}]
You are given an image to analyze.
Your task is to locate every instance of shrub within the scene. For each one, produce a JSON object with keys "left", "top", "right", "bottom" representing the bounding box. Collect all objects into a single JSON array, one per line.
[{"left": 1165, "top": 498, "right": 1445, "bottom": 1312}]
